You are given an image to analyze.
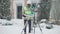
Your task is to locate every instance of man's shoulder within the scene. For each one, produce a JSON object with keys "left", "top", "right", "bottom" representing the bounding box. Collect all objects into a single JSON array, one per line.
[
  {"left": 23, "top": 6, "right": 28, "bottom": 10},
  {"left": 23, "top": 6, "right": 26, "bottom": 8}
]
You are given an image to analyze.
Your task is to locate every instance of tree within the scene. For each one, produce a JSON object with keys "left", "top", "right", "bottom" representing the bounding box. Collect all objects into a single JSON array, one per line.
[
  {"left": 37, "top": 0, "right": 52, "bottom": 21},
  {"left": 0, "top": 0, "right": 11, "bottom": 20},
  {"left": 50, "top": 0, "right": 60, "bottom": 24}
]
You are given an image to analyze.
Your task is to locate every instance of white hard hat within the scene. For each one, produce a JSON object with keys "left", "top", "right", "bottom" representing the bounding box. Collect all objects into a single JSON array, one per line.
[{"left": 27, "top": 0, "right": 31, "bottom": 4}]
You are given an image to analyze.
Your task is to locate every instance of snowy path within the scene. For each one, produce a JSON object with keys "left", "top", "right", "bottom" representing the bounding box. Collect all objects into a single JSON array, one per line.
[{"left": 0, "top": 19, "right": 60, "bottom": 34}]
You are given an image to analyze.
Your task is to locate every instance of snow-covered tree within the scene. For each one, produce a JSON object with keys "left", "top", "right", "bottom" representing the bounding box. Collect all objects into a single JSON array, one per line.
[{"left": 0, "top": 0, "right": 11, "bottom": 20}]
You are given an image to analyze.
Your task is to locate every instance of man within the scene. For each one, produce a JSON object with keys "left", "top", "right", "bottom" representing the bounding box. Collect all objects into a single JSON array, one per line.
[{"left": 23, "top": 0, "right": 34, "bottom": 34}]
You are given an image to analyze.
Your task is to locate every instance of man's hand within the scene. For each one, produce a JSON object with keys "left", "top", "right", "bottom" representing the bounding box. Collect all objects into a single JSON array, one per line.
[{"left": 22, "top": 15, "right": 26, "bottom": 17}]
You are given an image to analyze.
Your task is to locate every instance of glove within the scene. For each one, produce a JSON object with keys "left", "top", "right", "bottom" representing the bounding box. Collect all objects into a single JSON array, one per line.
[{"left": 22, "top": 15, "right": 26, "bottom": 17}]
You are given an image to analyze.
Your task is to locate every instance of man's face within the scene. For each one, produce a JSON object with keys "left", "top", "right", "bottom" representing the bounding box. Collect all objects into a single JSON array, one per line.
[{"left": 27, "top": 4, "right": 31, "bottom": 7}]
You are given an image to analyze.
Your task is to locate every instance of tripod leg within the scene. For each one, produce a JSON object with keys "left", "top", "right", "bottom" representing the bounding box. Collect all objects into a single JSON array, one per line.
[
  {"left": 21, "top": 20, "right": 28, "bottom": 34},
  {"left": 37, "top": 23, "right": 43, "bottom": 34},
  {"left": 34, "top": 26, "right": 35, "bottom": 34},
  {"left": 33, "top": 23, "right": 36, "bottom": 34}
]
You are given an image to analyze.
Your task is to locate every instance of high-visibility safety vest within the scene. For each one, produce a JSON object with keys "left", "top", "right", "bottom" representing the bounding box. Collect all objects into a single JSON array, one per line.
[
  {"left": 23, "top": 6, "right": 32, "bottom": 15},
  {"left": 23, "top": 6, "right": 34, "bottom": 19}
]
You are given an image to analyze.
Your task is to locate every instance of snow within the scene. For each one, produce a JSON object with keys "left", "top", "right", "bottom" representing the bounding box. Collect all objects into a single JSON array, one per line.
[{"left": 0, "top": 19, "right": 60, "bottom": 34}]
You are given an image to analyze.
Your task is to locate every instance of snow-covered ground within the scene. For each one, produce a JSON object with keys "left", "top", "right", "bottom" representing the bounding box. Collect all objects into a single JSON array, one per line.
[{"left": 0, "top": 19, "right": 60, "bottom": 34}]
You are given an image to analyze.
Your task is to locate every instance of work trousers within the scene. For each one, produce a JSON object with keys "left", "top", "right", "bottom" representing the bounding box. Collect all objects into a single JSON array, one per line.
[{"left": 24, "top": 19, "right": 31, "bottom": 33}]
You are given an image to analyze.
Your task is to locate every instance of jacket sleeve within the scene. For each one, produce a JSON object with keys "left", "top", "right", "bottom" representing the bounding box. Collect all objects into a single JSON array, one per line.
[{"left": 22, "top": 6, "right": 27, "bottom": 17}]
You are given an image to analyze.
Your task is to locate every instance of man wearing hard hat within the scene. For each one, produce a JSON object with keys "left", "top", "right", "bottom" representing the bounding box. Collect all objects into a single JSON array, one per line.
[{"left": 23, "top": 0, "right": 34, "bottom": 34}]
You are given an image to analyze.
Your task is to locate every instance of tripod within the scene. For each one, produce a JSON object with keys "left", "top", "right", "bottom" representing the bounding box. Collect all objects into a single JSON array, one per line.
[
  {"left": 33, "top": 12, "right": 43, "bottom": 34},
  {"left": 21, "top": 13, "right": 43, "bottom": 34}
]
